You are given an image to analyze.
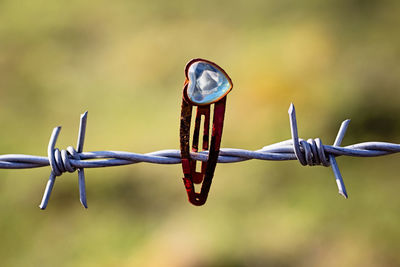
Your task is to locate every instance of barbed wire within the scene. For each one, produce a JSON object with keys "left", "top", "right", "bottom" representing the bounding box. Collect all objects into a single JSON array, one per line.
[{"left": 1, "top": 103, "right": 399, "bottom": 209}]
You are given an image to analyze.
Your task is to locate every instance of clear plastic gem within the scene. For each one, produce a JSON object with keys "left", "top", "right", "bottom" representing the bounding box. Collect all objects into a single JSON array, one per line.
[{"left": 187, "top": 61, "right": 231, "bottom": 105}]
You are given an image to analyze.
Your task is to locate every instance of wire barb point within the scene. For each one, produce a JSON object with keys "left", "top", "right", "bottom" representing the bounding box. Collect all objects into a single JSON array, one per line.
[
  {"left": 76, "top": 111, "right": 88, "bottom": 208},
  {"left": 329, "top": 119, "right": 351, "bottom": 199}
]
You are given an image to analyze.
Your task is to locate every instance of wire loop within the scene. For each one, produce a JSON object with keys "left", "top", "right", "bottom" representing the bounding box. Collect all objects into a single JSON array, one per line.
[
  {"left": 293, "top": 138, "right": 330, "bottom": 167},
  {"left": 50, "top": 147, "right": 79, "bottom": 175}
]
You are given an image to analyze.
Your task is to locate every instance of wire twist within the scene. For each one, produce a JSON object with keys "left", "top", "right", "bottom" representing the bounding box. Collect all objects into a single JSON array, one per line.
[{"left": 0, "top": 104, "right": 399, "bottom": 208}]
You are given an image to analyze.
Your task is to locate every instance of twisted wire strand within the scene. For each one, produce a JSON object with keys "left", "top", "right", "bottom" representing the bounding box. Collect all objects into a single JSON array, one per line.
[
  {"left": 1, "top": 142, "right": 399, "bottom": 169},
  {"left": 0, "top": 104, "right": 399, "bottom": 208}
]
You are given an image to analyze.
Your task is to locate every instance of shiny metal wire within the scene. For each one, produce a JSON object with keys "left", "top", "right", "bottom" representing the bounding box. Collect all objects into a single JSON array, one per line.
[{"left": 0, "top": 104, "right": 399, "bottom": 208}]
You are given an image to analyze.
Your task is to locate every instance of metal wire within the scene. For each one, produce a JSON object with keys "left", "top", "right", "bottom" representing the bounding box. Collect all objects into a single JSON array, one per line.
[{"left": 1, "top": 103, "right": 399, "bottom": 209}]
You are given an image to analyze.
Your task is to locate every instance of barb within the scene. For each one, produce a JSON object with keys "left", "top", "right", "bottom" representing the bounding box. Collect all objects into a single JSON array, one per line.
[{"left": 1, "top": 104, "right": 399, "bottom": 208}]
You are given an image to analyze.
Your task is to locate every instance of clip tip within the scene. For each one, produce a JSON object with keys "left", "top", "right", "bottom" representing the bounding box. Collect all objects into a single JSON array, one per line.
[{"left": 81, "top": 111, "right": 88, "bottom": 118}]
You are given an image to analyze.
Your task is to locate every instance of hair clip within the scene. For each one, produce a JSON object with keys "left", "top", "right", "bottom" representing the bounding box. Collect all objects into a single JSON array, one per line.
[{"left": 179, "top": 58, "right": 233, "bottom": 206}]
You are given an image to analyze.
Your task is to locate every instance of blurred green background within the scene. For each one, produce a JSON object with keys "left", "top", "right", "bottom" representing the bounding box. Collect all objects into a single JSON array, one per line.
[{"left": 0, "top": 0, "right": 400, "bottom": 266}]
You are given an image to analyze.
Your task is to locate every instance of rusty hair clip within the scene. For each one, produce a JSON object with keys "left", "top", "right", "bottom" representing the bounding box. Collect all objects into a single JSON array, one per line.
[{"left": 180, "top": 58, "right": 233, "bottom": 206}]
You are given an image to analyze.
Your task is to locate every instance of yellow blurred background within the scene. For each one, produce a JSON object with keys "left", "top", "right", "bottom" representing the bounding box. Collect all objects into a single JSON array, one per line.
[{"left": 0, "top": 0, "right": 400, "bottom": 266}]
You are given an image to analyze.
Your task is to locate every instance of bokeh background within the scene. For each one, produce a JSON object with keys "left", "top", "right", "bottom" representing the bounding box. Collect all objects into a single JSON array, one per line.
[{"left": 1, "top": 0, "right": 400, "bottom": 266}]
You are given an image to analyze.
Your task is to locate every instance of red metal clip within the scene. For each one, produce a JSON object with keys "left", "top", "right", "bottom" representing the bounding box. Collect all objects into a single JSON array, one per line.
[{"left": 179, "top": 58, "right": 233, "bottom": 206}]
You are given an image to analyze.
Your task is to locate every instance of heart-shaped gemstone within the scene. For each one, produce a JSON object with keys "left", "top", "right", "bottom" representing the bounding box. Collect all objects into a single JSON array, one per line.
[{"left": 186, "top": 60, "right": 232, "bottom": 105}]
